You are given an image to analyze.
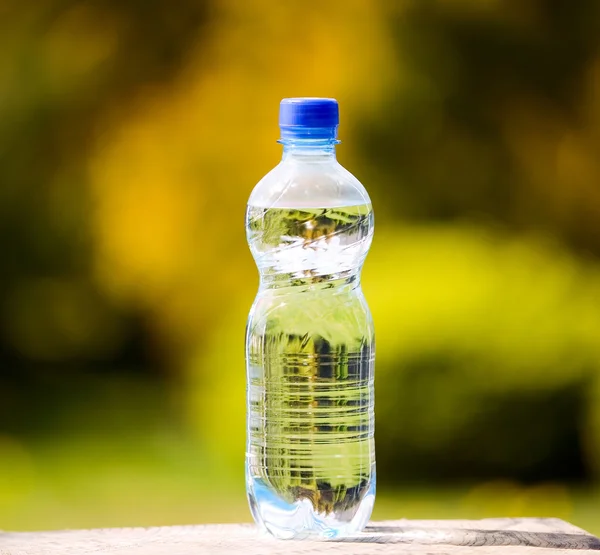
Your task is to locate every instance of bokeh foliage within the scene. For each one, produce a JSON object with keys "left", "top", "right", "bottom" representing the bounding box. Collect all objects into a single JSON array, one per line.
[{"left": 1, "top": 0, "right": 600, "bottom": 532}]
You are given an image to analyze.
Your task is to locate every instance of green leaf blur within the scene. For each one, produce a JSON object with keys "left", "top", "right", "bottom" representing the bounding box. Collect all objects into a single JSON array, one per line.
[{"left": 1, "top": 0, "right": 600, "bottom": 535}]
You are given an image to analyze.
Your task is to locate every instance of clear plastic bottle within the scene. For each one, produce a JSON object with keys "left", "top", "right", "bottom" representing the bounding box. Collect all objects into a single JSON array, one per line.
[{"left": 245, "top": 98, "right": 375, "bottom": 540}]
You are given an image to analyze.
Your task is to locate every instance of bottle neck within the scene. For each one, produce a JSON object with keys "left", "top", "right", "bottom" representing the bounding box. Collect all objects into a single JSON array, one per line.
[{"left": 280, "top": 138, "right": 338, "bottom": 161}]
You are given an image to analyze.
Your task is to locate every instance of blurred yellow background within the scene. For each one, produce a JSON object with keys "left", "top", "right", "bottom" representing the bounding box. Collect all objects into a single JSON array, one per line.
[{"left": 1, "top": 0, "right": 600, "bottom": 534}]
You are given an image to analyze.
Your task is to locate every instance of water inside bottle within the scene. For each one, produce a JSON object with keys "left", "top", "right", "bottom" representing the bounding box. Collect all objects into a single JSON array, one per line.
[{"left": 245, "top": 203, "right": 375, "bottom": 539}]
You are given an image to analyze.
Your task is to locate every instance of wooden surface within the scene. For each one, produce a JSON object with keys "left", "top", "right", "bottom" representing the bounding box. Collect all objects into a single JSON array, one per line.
[{"left": 2, "top": 518, "right": 599, "bottom": 555}]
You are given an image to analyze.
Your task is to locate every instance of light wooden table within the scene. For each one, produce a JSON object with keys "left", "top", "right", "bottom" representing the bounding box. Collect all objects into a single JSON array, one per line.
[{"left": 2, "top": 518, "right": 599, "bottom": 554}]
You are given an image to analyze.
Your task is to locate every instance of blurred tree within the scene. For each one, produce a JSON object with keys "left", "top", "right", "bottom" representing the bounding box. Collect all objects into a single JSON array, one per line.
[
  {"left": 0, "top": 0, "right": 210, "bottom": 436},
  {"left": 361, "top": 0, "right": 600, "bottom": 255},
  {"left": 2, "top": 0, "right": 600, "bottom": 494},
  {"left": 0, "top": 0, "right": 210, "bottom": 369}
]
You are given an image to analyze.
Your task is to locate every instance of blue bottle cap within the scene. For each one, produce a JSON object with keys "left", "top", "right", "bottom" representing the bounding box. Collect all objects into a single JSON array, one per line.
[{"left": 279, "top": 98, "right": 339, "bottom": 140}]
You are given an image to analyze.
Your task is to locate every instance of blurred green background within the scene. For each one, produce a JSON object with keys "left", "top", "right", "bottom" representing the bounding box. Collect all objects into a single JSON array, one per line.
[{"left": 1, "top": 0, "right": 600, "bottom": 534}]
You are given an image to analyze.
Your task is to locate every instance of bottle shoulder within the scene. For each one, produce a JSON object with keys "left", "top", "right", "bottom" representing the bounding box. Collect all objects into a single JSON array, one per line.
[{"left": 248, "top": 158, "right": 371, "bottom": 209}]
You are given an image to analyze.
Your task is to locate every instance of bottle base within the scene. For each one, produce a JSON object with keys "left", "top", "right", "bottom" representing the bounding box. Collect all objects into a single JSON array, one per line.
[{"left": 247, "top": 474, "right": 375, "bottom": 540}]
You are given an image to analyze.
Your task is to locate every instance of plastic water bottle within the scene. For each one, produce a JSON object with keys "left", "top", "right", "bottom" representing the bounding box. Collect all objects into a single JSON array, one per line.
[{"left": 245, "top": 98, "right": 375, "bottom": 539}]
